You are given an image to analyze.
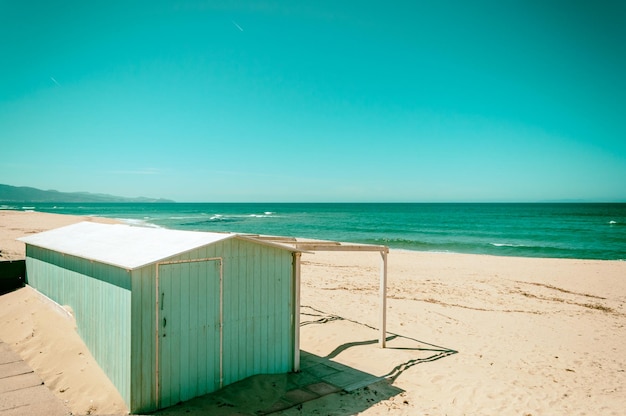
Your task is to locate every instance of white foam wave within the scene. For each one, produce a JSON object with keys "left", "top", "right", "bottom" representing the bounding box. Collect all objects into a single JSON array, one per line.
[
  {"left": 609, "top": 220, "right": 617, "bottom": 225},
  {"left": 249, "top": 212, "right": 275, "bottom": 218},
  {"left": 490, "top": 242, "right": 527, "bottom": 248}
]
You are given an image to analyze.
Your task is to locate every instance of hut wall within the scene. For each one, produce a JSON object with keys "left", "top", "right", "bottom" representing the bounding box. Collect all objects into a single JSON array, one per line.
[
  {"left": 128, "top": 238, "right": 294, "bottom": 413},
  {"left": 220, "top": 238, "right": 294, "bottom": 384},
  {"left": 24, "top": 245, "right": 133, "bottom": 406},
  {"left": 129, "top": 264, "right": 158, "bottom": 413}
]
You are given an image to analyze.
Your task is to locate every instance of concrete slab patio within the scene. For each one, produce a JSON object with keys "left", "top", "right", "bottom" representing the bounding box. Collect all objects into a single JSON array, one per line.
[{"left": 154, "top": 351, "right": 401, "bottom": 416}]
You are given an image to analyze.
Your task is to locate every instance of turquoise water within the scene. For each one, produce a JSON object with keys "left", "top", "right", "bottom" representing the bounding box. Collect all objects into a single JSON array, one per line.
[{"left": 3, "top": 203, "right": 625, "bottom": 260}]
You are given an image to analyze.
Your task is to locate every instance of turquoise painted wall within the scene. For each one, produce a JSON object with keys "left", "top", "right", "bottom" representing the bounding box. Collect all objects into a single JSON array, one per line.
[
  {"left": 220, "top": 239, "right": 294, "bottom": 384},
  {"left": 25, "top": 245, "right": 132, "bottom": 406},
  {"left": 156, "top": 258, "right": 222, "bottom": 409},
  {"left": 129, "top": 264, "right": 157, "bottom": 413}
]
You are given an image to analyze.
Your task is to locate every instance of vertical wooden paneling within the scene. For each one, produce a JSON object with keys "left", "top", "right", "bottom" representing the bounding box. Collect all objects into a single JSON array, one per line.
[
  {"left": 24, "top": 247, "right": 132, "bottom": 407},
  {"left": 157, "top": 258, "right": 221, "bottom": 409},
  {"left": 252, "top": 243, "right": 262, "bottom": 374},
  {"left": 221, "top": 240, "right": 236, "bottom": 384},
  {"left": 130, "top": 265, "right": 157, "bottom": 413},
  {"left": 281, "top": 253, "right": 290, "bottom": 370},
  {"left": 189, "top": 259, "right": 200, "bottom": 398},
  {"left": 237, "top": 240, "right": 248, "bottom": 382},
  {"left": 218, "top": 240, "right": 294, "bottom": 386},
  {"left": 231, "top": 239, "right": 243, "bottom": 382},
  {"left": 259, "top": 246, "right": 269, "bottom": 373},
  {"left": 245, "top": 245, "right": 255, "bottom": 375},
  {"left": 273, "top": 254, "right": 281, "bottom": 372},
  {"left": 178, "top": 258, "right": 190, "bottom": 397},
  {"left": 233, "top": 238, "right": 243, "bottom": 385},
  {"left": 196, "top": 260, "right": 208, "bottom": 391},
  {"left": 266, "top": 247, "right": 274, "bottom": 373},
  {"left": 160, "top": 263, "right": 173, "bottom": 407},
  {"left": 222, "top": 239, "right": 236, "bottom": 385}
]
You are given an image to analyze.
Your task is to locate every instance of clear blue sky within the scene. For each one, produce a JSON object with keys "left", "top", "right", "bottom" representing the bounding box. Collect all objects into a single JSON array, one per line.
[{"left": 1, "top": 1, "right": 625, "bottom": 202}]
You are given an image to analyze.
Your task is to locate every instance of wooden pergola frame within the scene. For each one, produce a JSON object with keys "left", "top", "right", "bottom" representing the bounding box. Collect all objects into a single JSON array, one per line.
[{"left": 248, "top": 235, "right": 390, "bottom": 348}]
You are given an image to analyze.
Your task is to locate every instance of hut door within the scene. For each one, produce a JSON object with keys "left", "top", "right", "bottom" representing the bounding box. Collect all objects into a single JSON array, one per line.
[{"left": 157, "top": 259, "right": 222, "bottom": 409}]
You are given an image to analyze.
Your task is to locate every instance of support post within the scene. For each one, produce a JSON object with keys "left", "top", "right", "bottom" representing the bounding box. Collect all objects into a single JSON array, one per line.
[
  {"left": 293, "top": 252, "right": 302, "bottom": 371},
  {"left": 379, "top": 249, "right": 388, "bottom": 348},
  {"left": 218, "top": 258, "right": 224, "bottom": 389}
]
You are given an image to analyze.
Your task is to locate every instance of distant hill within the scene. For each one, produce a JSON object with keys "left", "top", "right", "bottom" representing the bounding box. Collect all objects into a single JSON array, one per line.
[{"left": 0, "top": 184, "right": 174, "bottom": 203}]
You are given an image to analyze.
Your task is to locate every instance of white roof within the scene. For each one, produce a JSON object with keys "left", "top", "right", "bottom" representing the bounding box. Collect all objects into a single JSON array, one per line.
[{"left": 18, "top": 222, "right": 297, "bottom": 269}]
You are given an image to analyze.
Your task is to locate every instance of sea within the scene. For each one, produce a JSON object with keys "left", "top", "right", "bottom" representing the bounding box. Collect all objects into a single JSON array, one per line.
[{"left": 3, "top": 202, "right": 625, "bottom": 261}]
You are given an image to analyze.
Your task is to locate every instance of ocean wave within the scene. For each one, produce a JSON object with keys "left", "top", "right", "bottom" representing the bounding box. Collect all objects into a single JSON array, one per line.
[
  {"left": 168, "top": 215, "right": 208, "bottom": 220},
  {"left": 194, "top": 212, "right": 278, "bottom": 221},
  {"left": 183, "top": 217, "right": 238, "bottom": 225},
  {"left": 368, "top": 236, "right": 571, "bottom": 257},
  {"left": 370, "top": 237, "right": 479, "bottom": 253},
  {"left": 375, "top": 237, "right": 423, "bottom": 245}
]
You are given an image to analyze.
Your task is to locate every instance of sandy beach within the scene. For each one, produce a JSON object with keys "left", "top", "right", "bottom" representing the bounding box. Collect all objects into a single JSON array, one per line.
[{"left": 1, "top": 211, "right": 625, "bottom": 415}]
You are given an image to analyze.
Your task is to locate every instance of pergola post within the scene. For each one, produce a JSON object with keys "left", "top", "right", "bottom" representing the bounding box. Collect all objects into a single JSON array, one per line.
[
  {"left": 293, "top": 252, "right": 302, "bottom": 372},
  {"left": 379, "top": 249, "right": 388, "bottom": 348}
]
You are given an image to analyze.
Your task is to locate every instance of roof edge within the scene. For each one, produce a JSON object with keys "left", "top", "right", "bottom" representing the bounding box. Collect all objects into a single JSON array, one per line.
[{"left": 232, "top": 234, "right": 305, "bottom": 253}]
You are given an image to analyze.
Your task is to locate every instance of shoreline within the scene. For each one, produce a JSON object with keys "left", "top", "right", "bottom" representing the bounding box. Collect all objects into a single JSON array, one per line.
[
  {"left": 1, "top": 211, "right": 625, "bottom": 415},
  {"left": 1, "top": 210, "right": 623, "bottom": 263}
]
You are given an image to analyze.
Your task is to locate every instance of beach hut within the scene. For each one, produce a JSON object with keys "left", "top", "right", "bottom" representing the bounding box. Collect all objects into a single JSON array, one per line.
[{"left": 19, "top": 222, "right": 302, "bottom": 413}]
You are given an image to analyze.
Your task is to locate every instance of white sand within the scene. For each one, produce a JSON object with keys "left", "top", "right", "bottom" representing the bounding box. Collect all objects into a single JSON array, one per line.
[
  {"left": 295, "top": 250, "right": 626, "bottom": 415},
  {"left": 1, "top": 211, "right": 625, "bottom": 415}
]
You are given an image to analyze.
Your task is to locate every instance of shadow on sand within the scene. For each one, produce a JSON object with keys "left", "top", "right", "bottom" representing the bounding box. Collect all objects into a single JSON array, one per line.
[
  {"left": 153, "top": 350, "right": 403, "bottom": 416},
  {"left": 154, "top": 307, "right": 456, "bottom": 415}
]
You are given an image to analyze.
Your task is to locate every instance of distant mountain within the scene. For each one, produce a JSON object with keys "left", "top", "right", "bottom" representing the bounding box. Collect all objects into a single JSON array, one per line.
[{"left": 0, "top": 184, "right": 174, "bottom": 203}]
